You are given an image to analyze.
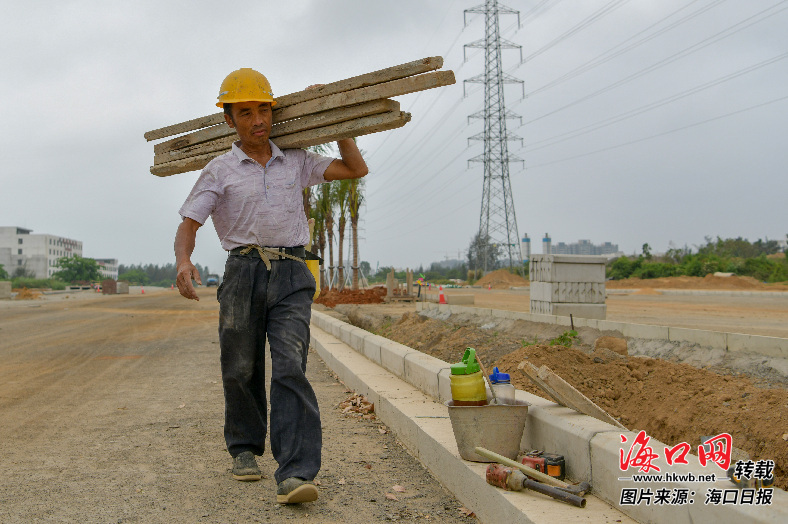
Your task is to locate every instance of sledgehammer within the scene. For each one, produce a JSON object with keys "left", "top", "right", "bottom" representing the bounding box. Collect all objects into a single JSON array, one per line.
[{"left": 474, "top": 447, "right": 591, "bottom": 496}]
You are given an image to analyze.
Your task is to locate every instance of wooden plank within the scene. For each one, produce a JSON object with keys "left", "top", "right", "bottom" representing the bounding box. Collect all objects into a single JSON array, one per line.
[
  {"left": 154, "top": 101, "right": 402, "bottom": 165},
  {"left": 144, "top": 56, "right": 443, "bottom": 142},
  {"left": 535, "top": 364, "right": 628, "bottom": 430},
  {"left": 274, "top": 70, "right": 455, "bottom": 123},
  {"left": 144, "top": 113, "right": 225, "bottom": 142},
  {"left": 517, "top": 361, "right": 572, "bottom": 407},
  {"left": 273, "top": 110, "right": 410, "bottom": 149},
  {"left": 153, "top": 121, "right": 232, "bottom": 155},
  {"left": 150, "top": 110, "right": 411, "bottom": 177},
  {"left": 274, "top": 56, "right": 443, "bottom": 107},
  {"left": 154, "top": 99, "right": 399, "bottom": 157}
]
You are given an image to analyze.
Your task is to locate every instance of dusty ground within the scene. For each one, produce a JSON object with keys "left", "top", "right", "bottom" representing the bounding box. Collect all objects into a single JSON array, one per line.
[
  {"left": 0, "top": 289, "right": 473, "bottom": 523},
  {"left": 440, "top": 287, "right": 788, "bottom": 338}
]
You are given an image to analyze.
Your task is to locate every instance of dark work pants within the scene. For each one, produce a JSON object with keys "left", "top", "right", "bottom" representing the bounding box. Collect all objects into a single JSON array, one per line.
[{"left": 217, "top": 255, "right": 321, "bottom": 484}]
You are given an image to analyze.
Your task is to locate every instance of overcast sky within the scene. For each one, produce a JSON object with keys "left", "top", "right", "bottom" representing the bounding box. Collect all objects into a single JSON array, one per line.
[{"left": 2, "top": 0, "right": 786, "bottom": 275}]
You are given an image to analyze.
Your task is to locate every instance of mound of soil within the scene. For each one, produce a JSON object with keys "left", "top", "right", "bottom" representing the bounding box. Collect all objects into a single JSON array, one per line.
[
  {"left": 476, "top": 269, "right": 529, "bottom": 289},
  {"left": 12, "top": 288, "right": 41, "bottom": 300},
  {"left": 374, "top": 311, "right": 787, "bottom": 489},
  {"left": 607, "top": 274, "right": 782, "bottom": 290},
  {"left": 315, "top": 286, "right": 386, "bottom": 308}
]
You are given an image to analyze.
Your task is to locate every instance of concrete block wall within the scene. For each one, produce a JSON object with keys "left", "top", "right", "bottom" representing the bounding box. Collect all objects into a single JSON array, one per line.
[
  {"left": 530, "top": 281, "right": 606, "bottom": 303},
  {"left": 0, "top": 281, "right": 10, "bottom": 299},
  {"left": 310, "top": 309, "right": 788, "bottom": 523},
  {"left": 529, "top": 254, "right": 607, "bottom": 319},
  {"left": 529, "top": 254, "right": 607, "bottom": 283}
]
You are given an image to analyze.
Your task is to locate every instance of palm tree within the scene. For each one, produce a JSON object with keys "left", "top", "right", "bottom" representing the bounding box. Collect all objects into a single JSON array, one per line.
[
  {"left": 333, "top": 179, "right": 351, "bottom": 291},
  {"left": 316, "top": 183, "right": 335, "bottom": 289},
  {"left": 348, "top": 177, "right": 365, "bottom": 290}
]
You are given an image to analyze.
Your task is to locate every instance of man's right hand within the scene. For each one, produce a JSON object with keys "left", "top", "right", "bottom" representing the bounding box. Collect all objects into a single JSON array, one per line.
[{"left": 176, "top": 261, "right": 202, "bottom": 301}]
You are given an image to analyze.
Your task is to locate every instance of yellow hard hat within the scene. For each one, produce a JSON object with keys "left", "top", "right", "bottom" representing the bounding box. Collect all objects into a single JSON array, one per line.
[{"left": 216, "top": 68, "right": 277, "bottom": 108}]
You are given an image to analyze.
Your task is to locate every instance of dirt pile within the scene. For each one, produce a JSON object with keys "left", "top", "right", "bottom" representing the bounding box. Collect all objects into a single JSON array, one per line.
[
  {"left": 315, "top": 286, "right": 387, "bottom": 308},
  {"left": 475, "top": 269, "right": 529, "bottom": 289},
  {"left": 607, "top": 274, "right": 783, "bottom": 290},
  {"left": 12, "top": 287, "right": 41, "bottom": 300},
  {"left": 374, "top": 311, "right": 787, "bottom": 490}
]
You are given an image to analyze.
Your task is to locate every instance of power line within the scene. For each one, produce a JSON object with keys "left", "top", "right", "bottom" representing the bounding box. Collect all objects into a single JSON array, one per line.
[
  {"left": 522, "top": 0, "right": 631, "bottom": 64},
  {"left": 525, "top": 0, "right": 725, "bottom": 98},
  {"left": 526, "top": 51, "right": 788, "bottom": 151},
  {"left": 523, "top": 0, "right": 788, "bottom": 126},
  {"left": 525, "top": 93, "right": 788, "bottom": 169}
]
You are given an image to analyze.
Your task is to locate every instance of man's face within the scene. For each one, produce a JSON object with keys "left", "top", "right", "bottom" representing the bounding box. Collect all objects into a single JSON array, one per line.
[{"left": 225, "top": 101, "right": 273, "bottom": 148}]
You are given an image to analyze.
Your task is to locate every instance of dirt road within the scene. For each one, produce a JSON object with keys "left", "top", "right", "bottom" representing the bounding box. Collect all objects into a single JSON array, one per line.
[
  {"left": 0, "top": 289, "right": 471, "bottom": 523},
  {"left": 443, "top": 288, "right": 788, "bottom": 338}
]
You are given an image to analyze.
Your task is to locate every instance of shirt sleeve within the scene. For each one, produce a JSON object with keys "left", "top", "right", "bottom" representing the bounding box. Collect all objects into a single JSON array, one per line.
[
  {"left": 300, "top": 149, "right": 335, "bottom": 188},
  {"left": 178, "top": 165, "right": 222, "bottom": 225}
]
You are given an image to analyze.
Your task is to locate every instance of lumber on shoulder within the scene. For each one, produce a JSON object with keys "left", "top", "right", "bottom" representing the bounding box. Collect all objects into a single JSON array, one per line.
[
  {"left": 152, "top": 70, "right": 452, "bottom": 159},
  {"left": 150, "top": 110, "right": 411, "bottom": 177},
  {"left": 274, "top": 70, "right": 454, "bottom": 123},
  {"left": 154, "top": 99, "right": 399, "bottom": 158},
  {"left": 154, "top": 101, "right": 402, "bottom": 166},
  {"left": 144, "top": 56, "right": 443, "bottom": 142}
]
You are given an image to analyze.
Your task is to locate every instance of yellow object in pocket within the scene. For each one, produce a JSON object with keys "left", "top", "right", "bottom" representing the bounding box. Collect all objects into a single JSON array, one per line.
[{"left": 306, "top": 259, "right": 320, "bottom": 300}]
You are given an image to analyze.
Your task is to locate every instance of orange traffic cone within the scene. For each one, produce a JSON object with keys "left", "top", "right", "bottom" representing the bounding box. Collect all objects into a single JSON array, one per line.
[
  {"left": 439, "top": 285, "right": 447, "bottom": 304},
  {"left": 141, "top": 286, "right": 145, "bottom": 295},
  {"left": 171, "top": 284, "right": 174, "bottom": 290}
]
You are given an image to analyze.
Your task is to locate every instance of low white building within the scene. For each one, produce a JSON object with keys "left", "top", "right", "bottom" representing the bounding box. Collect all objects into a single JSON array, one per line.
[
  {"left": 0, "top": 226, "right": 83, "bottom": 279},
  {"left": 95, "top": 258, "right": 119, "bottom": 280}
]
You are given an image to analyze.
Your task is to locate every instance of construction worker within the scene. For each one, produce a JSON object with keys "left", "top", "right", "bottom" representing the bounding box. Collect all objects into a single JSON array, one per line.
[{"left": 174, "top": 68, "right": 367, "bottom": 504}]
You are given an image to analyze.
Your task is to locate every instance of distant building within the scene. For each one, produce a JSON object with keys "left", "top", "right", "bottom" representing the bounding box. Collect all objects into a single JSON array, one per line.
[
  {"left": 95, "top": 258, "right": 119, "bottom": 280},
  {"left": 552, "top": 239, "right": 620, "bottom": 257},
  {"left": 0, "top": 226, "right": 83, "bottom": 279}
]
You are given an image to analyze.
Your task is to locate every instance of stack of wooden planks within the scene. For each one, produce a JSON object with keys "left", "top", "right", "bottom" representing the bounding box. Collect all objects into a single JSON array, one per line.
[{"left": 145, "top": 57, "right": 455, "bottom": 177}]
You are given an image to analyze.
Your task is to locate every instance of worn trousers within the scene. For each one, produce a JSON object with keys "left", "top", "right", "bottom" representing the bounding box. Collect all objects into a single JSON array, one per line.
[{"left": 217, "top": 255, "right": 321, "bottom": 484}]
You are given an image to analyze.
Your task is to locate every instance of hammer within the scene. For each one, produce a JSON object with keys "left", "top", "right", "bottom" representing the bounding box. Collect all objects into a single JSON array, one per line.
[{"left": 474, "top": 447, "right": 591, "bottom": 496}]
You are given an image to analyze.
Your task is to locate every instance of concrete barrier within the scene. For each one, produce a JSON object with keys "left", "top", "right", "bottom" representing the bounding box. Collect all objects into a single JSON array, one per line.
[
  {"left": 0, "top": 281, "right": 11, "bottom": 299},
  {"left": 447, "top": 294, "right": 475, "bottom": 305},
  {"left": 416, "top": 302, "right": 788, "bottom": 360}
]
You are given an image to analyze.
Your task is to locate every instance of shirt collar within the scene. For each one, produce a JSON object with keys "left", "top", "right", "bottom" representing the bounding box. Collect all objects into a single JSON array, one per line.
[{"left": 231, "top": 140, "right": 284, "bottom": 167}]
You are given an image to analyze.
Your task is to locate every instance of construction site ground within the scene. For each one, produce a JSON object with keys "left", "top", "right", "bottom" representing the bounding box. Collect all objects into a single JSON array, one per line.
[
  {"left": 0, "top": 289, "right": 472, "bottom": 523},
  {"left": 326, "top": 277, "right": 788, "bottom": 494},
  {"left": 2, "top": 277, "right": 787, "bottom": 520}
]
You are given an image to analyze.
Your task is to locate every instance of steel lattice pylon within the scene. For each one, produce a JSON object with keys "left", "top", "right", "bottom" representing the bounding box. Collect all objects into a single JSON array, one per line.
[{"left": 464, "top": 0, "right": 524, "bottom": 270}]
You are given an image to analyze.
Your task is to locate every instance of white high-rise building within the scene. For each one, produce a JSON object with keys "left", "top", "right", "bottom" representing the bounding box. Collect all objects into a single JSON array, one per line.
[{"left": 0, "top": 226, "right": 83, "bottom": 279}]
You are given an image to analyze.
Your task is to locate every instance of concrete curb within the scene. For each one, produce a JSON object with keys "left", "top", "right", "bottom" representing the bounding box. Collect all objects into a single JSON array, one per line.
[
  {"left": 608, "top": 288, "right": 788, "bottom": 297},
  {"left": 416, "top": 302, "right": 788, "bottom": 359},
  {"left": 311, "top": 309, "right": 788, "bottom": 523},
  {"left": 310, "top": 318, "right": 632, "bottom": 523}
]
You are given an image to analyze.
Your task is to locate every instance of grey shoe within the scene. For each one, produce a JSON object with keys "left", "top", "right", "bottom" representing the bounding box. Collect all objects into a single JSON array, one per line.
[
  {"left": 232, "top": 451, "right": 261, "bottom": 481},
  {"left": 276, "top": 477, "right": 318, "bottom": 504}
]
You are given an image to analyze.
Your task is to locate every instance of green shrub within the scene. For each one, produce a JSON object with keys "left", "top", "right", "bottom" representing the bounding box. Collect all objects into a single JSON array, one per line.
[{"left": 11, "top": 277, "right": 66, "bottom": 290}]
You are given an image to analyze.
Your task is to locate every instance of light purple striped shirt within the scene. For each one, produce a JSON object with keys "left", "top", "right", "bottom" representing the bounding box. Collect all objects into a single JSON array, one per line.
[{"left": 179, "top": 140, "right": 334, "bottom": 250}]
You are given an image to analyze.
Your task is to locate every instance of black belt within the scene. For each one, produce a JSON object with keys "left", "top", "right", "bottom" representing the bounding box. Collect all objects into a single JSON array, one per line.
[{"left": 230, "top": 246, "right": 306, "bottom": 260}]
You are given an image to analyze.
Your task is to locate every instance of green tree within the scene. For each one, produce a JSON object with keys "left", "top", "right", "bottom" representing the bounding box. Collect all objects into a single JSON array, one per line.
[
  {"left": 53, "top": 255, "right": 101, "bottom": 283},
  {"left": 348, "top": 177, "right": 365, "bottom": 290},
  {"left": 0, "top": 264, "right": 8, "bottom": 280},
  {"left": 118, "top": 268, "right": 150, "bottom": 285},
  {"left": 333, "top": 179, "right": 351, "bottom": 291},
  {"left": 316, "top": 183, "right": 334, "bottom": 289},
  {"left": 467, "top": 232, "right": 501, "bottom": 273}
]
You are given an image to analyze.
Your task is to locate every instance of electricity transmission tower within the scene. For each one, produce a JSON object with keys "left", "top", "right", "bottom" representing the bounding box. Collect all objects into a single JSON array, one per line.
[{"left": 464, "top": 0, "right": 524, "bottom": 271}]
